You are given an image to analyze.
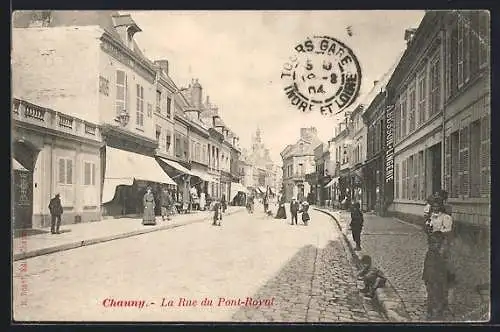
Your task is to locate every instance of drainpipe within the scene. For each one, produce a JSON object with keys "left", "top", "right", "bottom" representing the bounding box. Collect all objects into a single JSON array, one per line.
[{"left": 440, "top": 27, "right": 446, "bottom": 192}]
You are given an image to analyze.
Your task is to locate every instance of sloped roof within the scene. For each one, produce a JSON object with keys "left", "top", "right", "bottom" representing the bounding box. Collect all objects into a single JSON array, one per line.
[
  {"left": 359, "top": 50, "right": 405, "bottom": 111},
  {"left": 12, "top": 10, "right": 152, "bottom": 67}
]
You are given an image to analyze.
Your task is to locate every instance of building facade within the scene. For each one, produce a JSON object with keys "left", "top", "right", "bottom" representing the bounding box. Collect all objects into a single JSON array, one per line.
[
  {"left": 12, "top": 98, "right": 102, "bottom": 229},
  {"left": 386, "top": 11, "right": 490, "bottom": 232},
  {"left": 281, "top": 127, "right": 322, "bottom": 202}
]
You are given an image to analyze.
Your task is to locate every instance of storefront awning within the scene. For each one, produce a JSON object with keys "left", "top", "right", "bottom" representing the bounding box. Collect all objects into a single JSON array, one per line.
[
  {"left": 190, "top": 168, "right": 217, "bottom": 183},
  {"left": 158, "top": 157, "right": 195, "bottom": 177},
  {"left": 325, "top": 177, "right": 339, "bottom": 188},
  {"left": 102, "top": 147, "right": 176, "bottom": 204},
  {"left": 12, "top": 158, "right": 28, "bottom": 172},
  {"left": 230, "top": 182, "right": 249, "bottom": 201}
]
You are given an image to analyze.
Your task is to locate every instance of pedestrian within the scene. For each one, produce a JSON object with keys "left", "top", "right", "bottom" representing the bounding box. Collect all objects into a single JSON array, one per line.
[
  {"left": 290, "top": 197, "right": 300, "bottom": 225},
  {"left": 161, "top": 189, "right": 172, "bottom": 221},
  {"left": 274, "top": 194, "right": 287, "bottom": 219},
  {"left": 199, "top": 190, "right": 206, "bottom": 211},
  {"left": 350, "top": 202, "right": 364, "bottom": 251},
  {"left": 357, "top": 255, "right": 387, "bottom": 298},
  {"left": 48, "top": 193, "right": 63, "bottom": 234},
  {"left": 142, "top": 186, "right": 156, "bottom": 226},
  {"left": 422, "top": 231, "right": 449, "bottom": 321},
  {"left": 212, "top": 199, "right": 222, "bottom": 226},
  {"left": 221, "top": 194, "right": 227, "bottom": 213},
  {"left": 300, "top": 200, "right": 310, "bottom": 225},
  {"left": 263, "top": 194, "right": 269, "bottom": 213}
]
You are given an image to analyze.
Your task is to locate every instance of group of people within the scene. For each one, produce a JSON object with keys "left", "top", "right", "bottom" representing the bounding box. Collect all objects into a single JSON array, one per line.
[
  {"left": 274, "top": 195, "right": 311, "bottom": 225},
  {"left": 347, "top": 189, "right": 457, "bottom": 320},
  {"left": 142, "top": 186, "right": 174, "bottom": 226}
]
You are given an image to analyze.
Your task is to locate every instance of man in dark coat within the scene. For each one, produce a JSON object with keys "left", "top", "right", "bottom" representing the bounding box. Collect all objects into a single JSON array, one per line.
[
  {"left": 290, "top": 198, "right": 300, "bottom": 225},
  {"left": 161, "top": 190, "right": 172, "bottom": 221},
  {"left": 48, "top": 194, "right": 63, "bottom": 234}
]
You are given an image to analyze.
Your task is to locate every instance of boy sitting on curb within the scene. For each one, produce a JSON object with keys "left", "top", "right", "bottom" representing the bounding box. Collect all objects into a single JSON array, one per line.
[{"left": 357, "top": 255, "right": 387, "bottom": 298}]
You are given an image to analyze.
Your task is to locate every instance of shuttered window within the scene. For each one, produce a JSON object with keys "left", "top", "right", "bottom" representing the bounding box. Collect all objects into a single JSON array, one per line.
[
  {"left": 470, "top": 120, "right": 481, "bottom": 197},
  {"left": 444, "top": 135, "right": 452, "bottom": 195},
  {"left": 402, "top": 159, "right": 407, "bottom": 199},
  {"left": 419, "top": 151, "right": 425, "bottom": 200},
  {"left": 409, "top": 84, "right": 416, "bottom": 133},
  {"left": 408, "top": 156, "right": 414, "bottom": 200},
  {"left": 480, "top": 115, "right": 490, "bottom": 198},
  {"left": 395, "top": 163, "right": 400, "bottom": 199},
  {"left": 459, "top": 124, "right": 470, "bottom": 197},
  {"left": 401, "top": 95, "right": 407, "bottom": 138},
  {"left": 395, "top": 102, "right": 401, "bottom": 142},
  {"left": 450, "top": 131, "right": 460, "bottom": 197}
]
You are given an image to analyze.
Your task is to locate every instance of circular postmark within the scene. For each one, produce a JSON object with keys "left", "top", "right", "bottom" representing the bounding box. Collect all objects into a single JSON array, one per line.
[{"left": 280, "top": 36, "right": 362, "bottom": 115}]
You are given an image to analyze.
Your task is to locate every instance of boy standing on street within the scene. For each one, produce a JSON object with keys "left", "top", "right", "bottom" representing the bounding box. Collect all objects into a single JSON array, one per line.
[{"left": 422, "top": 231, "right": 449, "bottom": 321}]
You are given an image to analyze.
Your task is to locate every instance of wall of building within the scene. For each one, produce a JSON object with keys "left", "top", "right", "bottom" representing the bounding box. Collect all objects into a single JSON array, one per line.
[
  {"left": 98, "top": 43, "right": 156, "bottom": 141},
  {"left": 12, "top": 27, "right": 101, "bottom": 123}
]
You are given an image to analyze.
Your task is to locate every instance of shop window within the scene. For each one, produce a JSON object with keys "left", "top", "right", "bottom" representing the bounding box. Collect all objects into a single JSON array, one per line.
[
  {"left": 402, "top": 159, "right": 407, "bottom": 199},
  {"left": 419, "top": 151, "right": 425, "bottom": 200},
  {"left": 408, "top": 156, "right": 414, "bottom": 200}
]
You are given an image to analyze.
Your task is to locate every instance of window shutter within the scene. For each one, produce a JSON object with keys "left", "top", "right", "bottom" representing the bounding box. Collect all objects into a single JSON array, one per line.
[
  {"left": 450, "top": 22, "right": 458, "bottom": 96},
  {"left": 395, "top": 163, "right": 400, "bottom": 199},
  {"left": 480, "top": 115, "right": 490, "bottom": 197},
  {"left": 395, "top": 103, "right": 401, "bottom": 142},
  {"left": 66, "top": 159, "right": 73, "bottom": 185},
  {"left": 414, "top": 154, "right": 419, "bottom": 200},
  {"left": 444, "top": 135, "right": 452, "bottom": 194},
  {"left": 459, "top": 125, "right": 470, "bottom": 197},
  {"left": 58, "top": 158, "right": 65, "bottom": 184},
  {"left": 420, "top": 151, "right": 425, "bottom": 200},
  {"left": 402, "top": 159, "right": 407, "bottom": 199}
]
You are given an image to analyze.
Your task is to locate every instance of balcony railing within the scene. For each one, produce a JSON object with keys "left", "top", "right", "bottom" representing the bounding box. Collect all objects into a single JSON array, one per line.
[{"left": 12, "top": 98, "right": 101, "bottom": 142}]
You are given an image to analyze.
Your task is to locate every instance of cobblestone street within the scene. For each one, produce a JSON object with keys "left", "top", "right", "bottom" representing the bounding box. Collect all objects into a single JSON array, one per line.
[
  {"left": 334, "top": 210, "right": 490, "bottom": 321},
  {"left": 13, "top": 206, "right": 385, "bottom": 322}
]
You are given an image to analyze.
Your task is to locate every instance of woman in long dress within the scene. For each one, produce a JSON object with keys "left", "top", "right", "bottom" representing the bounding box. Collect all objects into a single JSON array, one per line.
[
  {"left": 142, "top": 186, "right": 156, "bottom": 225},
  {"left": 199, "top": 191, "right": 206, "bottom": 211},
  {"left": 275, "top": 194, "right": 287, "bottom": 219}
]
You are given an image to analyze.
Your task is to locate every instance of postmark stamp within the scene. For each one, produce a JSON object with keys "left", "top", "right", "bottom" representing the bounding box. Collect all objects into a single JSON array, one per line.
[{"left": 281, "top": 35, "right": 362, "bottom": 115}]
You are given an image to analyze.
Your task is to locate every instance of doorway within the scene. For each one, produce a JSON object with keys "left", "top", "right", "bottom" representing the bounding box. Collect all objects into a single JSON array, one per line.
[
  {"left": 429, "top": 142, "right": 442, "bottom": 195},
  {"left": 12, "top": 140, "right": 39, "bottom": 229}
]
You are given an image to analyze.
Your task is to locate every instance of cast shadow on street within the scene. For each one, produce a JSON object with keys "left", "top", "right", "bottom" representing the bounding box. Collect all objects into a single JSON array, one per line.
[{"left": 232, "top": 240, "right": 383, "bottom": 323}]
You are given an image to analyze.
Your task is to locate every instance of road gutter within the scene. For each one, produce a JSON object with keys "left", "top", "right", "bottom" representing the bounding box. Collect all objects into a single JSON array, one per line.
[{"left": 314, "top": 207, "right": 411, "bottom": 323}]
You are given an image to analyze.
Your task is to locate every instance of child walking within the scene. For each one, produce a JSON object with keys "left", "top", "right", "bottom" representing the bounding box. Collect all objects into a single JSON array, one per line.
[{"left": 350, "top": 202, "right": 364, "bottom": 251}]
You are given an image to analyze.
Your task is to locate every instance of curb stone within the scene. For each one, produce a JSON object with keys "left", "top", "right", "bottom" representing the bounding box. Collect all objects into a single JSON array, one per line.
[
  {"left": 13, "top": 209, "right": 243, "bottom": 261},
  {"left": 314, "top": 207, "right": 411, "bottom": 322}
]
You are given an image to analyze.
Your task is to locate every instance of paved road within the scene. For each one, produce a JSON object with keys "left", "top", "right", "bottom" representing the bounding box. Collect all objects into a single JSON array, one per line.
[
  {"left": 336, "top": 211, "right": 490, "bottom": 322},
  {"left": 13, "top": 207, "right": 385, "bottom": 322}
]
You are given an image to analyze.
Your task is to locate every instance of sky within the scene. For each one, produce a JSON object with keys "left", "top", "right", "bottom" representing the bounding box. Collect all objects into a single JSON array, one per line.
[{"left": 127, "top": 10, "right": 425, "bottom": 164}]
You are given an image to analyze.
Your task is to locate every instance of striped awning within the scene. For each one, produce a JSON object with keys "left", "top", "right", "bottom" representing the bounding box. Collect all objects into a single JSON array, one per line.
[{"left": 325, "top": 177, "right": 339, "bottom": 188}]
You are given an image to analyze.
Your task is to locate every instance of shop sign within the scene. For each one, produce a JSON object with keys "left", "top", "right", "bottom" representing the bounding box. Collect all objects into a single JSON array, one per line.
[{"left": 385, "top": 104, "right": 395, "bottom": 183}]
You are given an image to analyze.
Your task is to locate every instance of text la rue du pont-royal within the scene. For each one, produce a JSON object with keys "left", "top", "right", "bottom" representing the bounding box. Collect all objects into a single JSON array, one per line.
[{"left": 101, "top": 297, "right": 276, "bottom": 309}]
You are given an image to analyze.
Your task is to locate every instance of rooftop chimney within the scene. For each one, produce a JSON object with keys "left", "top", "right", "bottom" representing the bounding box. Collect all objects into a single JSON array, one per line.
[{"left": 154, "top": 60, "right": 169, "bottom": 75}]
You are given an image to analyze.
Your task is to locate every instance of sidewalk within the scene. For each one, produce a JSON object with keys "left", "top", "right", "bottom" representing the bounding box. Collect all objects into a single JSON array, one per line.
[
  {"left": 13, "top": 206, "right": 244, "bottom": 261},
  {"left": 315, "top": 207, "right": 490, "bottom": 322}
]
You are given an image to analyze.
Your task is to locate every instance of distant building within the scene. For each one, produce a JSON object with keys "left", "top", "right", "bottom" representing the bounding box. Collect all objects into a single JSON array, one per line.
[
  {"left": 280, "top": 127, "right": 322, "bottom": 202},
  {"left": 240, "top": 128, "right": 280, "bottom": 196}
]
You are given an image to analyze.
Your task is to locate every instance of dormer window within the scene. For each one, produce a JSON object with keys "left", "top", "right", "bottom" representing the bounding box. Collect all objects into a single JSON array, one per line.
[{"left": 111, "top": 14, "right": 142, "bottom": 50}]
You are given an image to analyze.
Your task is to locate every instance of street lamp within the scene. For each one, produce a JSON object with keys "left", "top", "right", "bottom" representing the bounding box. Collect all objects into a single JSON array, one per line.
[{"left": 116, "top": 109, "right": 130, "bottom": 127}]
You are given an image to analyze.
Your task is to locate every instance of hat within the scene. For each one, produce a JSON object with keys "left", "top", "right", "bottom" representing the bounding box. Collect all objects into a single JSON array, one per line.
[{"left": 55, "top": 193, "right": 60, "bottom": 198}]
